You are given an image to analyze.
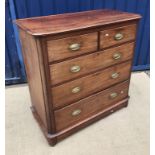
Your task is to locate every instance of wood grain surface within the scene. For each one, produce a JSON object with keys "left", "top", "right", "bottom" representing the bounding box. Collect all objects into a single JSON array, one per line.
[
  {"left": 52, "top": 61, "right": 132, "bottom": 108},
  {"left": 100, "top": 24, "right": 137, "bottom": 48},
  {"left": 19, "top": 29, "right": 47, "bottom": 128},
  {"left": 50, "top": 43, "right": 134, "bottom": 85},
  {"left": 47, "top": 32, "right": 97, "bottom": 62},
  {"left": 54, "top": 80, "right": 129, "bottom": 131},
  {"left": 15, "top": 9, "right": 141, "bottom": 36}
]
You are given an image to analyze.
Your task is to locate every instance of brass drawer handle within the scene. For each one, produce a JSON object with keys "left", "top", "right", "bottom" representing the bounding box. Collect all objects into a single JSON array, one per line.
[
  {"left": 72, "top": 87, "right": 81, "bottom": 94},
  {"left": 70, "top": 65, "right": 81, "bottom": 73},
  {"left": 110, "top": 92, "right": 118, "bottom": 99},
  {"left": 113, "top": 53, "right": 121, "bottom": 60},
  {"left": 69, "top": 43, "right": 81, "bottom": 51},
  {"left": 111, "top": 72, "right": 119, "bottom": 79},
  {"left": 114, "top": 33, "right": 124, "bottom": 40},
  {"left": 72, "top": 109, "right": 81, "bottom": 116}
]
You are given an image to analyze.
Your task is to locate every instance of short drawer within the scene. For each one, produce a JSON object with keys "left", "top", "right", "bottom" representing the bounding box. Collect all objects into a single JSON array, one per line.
[
  {"left": 47, "top": 32, "right": 97, "bottom": 62},
  {"left": 52, "top": 61, "right": 131, "bottom": 108},
  {"left": 100, "top": 24, "right": 137, "bottom": 49},
  {"left": 50, "top": 42, "right": 134, "bottom": 85},
  {"left": 54, "top": 80, "right": 129, "bottom": 131}
]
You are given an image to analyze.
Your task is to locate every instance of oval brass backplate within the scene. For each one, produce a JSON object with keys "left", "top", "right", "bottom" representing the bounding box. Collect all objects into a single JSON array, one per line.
[
  {"left": 69, "top": 43, "right": 81, "bottom": 51},
  {"left": 111, "top": 72, "right": 119, "bottom": 79},
  {"left": 110, "top": 92, "right": 118, "bottom": 99},
  {"left": 72, "top": 109, "right": 82, "bottom": 116},
  {"left": 72, "top": 87, "right": 81, "bottom": 94},
  {"left": 114, "top": 33, "right": 124, "bottom": 40},
  {"left": 70, "top": 65, "right": 81, "bottom": 73},
  {"left": 113, "top": 53, "right": 121, "bottom": 60}
]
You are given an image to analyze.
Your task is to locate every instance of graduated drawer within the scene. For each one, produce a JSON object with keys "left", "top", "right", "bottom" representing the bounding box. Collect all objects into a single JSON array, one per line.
[
  {"left": 52, "top": 61, "right": 131, "bottom": 108},
  {"left": 50, "top": 42, "right": 134, "bottom": 85},
  {"left": 100, "top": 24, "right": 136, "bottom": 49},
  {"left": 47, "top": 32, "right": 97, "bottom": 62},
  {"left": 54, "top": 80, "right": 129, "bottom": 131}
]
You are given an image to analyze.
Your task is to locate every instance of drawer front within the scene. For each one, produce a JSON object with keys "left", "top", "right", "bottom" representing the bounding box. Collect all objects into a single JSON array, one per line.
[
  {"left": 100, "top": 24, "right": 136, "bottom": 49},
  {"left": 47, "top": 32, "right": 97, "bottom": 62},
  {"left": 50, "top": 42, "right": 134, "bottom": 85},
  {"left": 52, "top": 61, "right": 131, "bottom": 108},
  {"left": 54, "top": 80, "right": 129, "bottom": 131}
]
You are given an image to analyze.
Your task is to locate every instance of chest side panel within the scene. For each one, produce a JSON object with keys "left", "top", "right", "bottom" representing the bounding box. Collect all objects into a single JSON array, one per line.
[{"left": 19, "top": 29, "right": 47, "bottom": 128}]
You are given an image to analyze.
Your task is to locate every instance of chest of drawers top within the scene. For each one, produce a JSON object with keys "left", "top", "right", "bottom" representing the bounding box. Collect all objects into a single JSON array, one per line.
[
  {"left": 16, "top": 9, "right": 141, "bottom": 146},
  {"left": 16, "top": 9, "right": 140, "bottom": 36}
]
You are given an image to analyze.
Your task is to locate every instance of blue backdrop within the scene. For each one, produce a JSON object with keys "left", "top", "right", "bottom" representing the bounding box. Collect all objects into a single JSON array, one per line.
[{"left": 5, "top": 0, "right": 150, "bottom": 84}]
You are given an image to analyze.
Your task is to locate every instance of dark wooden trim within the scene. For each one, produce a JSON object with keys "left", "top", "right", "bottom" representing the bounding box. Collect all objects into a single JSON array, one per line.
[
  {"left": 30, "top": 106, "right": 57, "bottom": 146},
  {"left": 97, "top": 31, "right": 100, "bottom": 51},
  {"left": 34, "top": 37, "right": 51, "bottom": 130},
  {"left": 31, "top": 97, "right": 129, "bottom": 146},
  {"left": 37, "top": 37, "right": 57, "bottom": 143}
]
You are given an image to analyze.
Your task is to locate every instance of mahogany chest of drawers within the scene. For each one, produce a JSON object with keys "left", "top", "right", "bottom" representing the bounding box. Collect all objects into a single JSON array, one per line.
[{"left": 16, "top": 9, "right": 141, "bottom": 146}]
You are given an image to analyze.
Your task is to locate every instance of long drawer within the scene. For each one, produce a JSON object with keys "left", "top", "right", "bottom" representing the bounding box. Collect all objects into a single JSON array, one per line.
[
  {"left": 50, "top": 42, "right": 134, "bottom": 85},
  {"left": 52, "top": 61, "right": 131, "bottom": 108},
  {"left": 100, "top": 24, "right": 136, "bottom": 49},
  {"left": 47, "top": 32, "right": 98, "bottom": 62},
  {"left": 54, "top": 80, "right": 129, "bottom": 131}
]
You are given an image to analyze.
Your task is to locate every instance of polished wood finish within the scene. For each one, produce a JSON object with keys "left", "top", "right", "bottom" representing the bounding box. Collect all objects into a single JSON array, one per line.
[
  {"left": 50, "top": 42, "right": 134, "bottom": 85},
  {"left": 54, "top": 81, "right": 129, "bottom": 131},
  {"left": 15, "top": 9, "right": 141, "bottom": 36},
  {"left": 31, "top": 97, "right": 129, "bottom": 143},
  {"left": 52, "top": 61, "right": 131, "bottom": 108},
  {"left": 19, "top": 30, "right": 48, "bottom": 128},
  {"left": 47, "top": 32, "right": 97, "bottom": 62},
  {"left": 56, "top": 98, "right": 129, "bottom": 141},
  {"left": 100, "top": 24, "right": 137, "bottom": 48},
  {"left": 16, "top": 9, "right": 141, "bottom": 146}
]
